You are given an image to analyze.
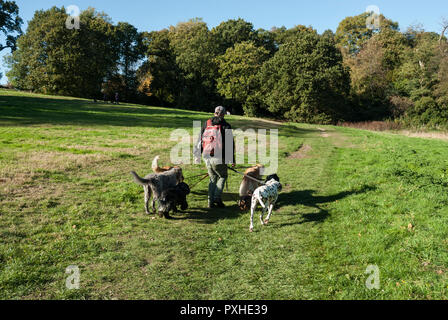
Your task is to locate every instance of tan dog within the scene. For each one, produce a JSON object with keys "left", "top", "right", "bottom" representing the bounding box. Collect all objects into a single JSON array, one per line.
[
  {"left": 238, "top": 164, "right": 264, "bottom": 211},
  {"left": 152, "top": 156, "right": 184, "bottom": 181},
  {"left": 152, "top": 156, "right": 175, "bottom": 173}
]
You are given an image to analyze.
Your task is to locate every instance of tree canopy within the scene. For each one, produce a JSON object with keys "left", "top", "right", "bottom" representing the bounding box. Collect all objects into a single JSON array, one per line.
[
  {"left": 259, "top": 30, "right": 350, "bottom": 123},
  {"left": 335, "top": 12, "right": 399, "bottom": 54},
  {"left": 0, "top": 0, "right": 22, "bottom": 52},
  {"left": 4, "top": 4, "right": 448, "bottom": 127},
  {"left": 216, "top": 41, "right": 270, "bottom": 115}
]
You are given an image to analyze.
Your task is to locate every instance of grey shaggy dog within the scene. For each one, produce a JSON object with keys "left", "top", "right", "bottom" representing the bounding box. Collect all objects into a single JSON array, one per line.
[{"left": 131, "top": 167, "right": 184, "bottom": 217}]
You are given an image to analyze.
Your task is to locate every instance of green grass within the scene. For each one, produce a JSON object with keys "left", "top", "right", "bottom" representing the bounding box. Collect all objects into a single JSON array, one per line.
[{"left": 1, "top": 89, "right": 448, "bottom": 299}]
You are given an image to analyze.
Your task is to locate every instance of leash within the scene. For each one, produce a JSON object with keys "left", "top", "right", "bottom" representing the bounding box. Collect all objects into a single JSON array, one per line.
[
  {"left": 227, "top": 166, "right": 265, "bottom": 185},
  {"left": 186, "top": 166, "right": 265, "bottom": 192},
  {"left": 184, "top": 173, "right": 210, "bottom": 180},
  {"left": 188, "top": 173, "right": 209, "bottom": 190}
]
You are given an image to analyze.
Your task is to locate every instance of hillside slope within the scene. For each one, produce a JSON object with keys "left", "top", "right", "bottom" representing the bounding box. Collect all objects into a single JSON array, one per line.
[{"left": 1, "top": 90, "right": 448, "bottom": 299}]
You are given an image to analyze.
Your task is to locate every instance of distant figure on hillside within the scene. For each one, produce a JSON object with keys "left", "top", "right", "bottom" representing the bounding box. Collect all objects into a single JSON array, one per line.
[
  {"left": 115, "top": 92, "right": 120, "bottom": 105},
  {"left": 103, "top": 93, "right": 108, "bottom": 103}
]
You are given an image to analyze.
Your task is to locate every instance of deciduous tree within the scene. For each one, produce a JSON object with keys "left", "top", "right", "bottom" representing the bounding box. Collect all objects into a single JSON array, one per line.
[
  {"left": 114, "top": 22, "right": 145, "bottom": 101},
  {"left": 6, "top": 7, "right": 118, "bottom": 98},
  {"left": 335, "top": 12, "right": 399, "bottom": 54},
  {"left": 259, "top": 31, "right": 350, "bottom": 123},
  {"left": 216, "top": 41, "right": 270, "bottom": 115},
  {"left": 138, "top": 29, "right": 182, "bottom": 105},
  {"left": 211, "top": 18, "right": 258, "bottom": 55},
  {"left": 0, "top": 0, "right": 22, "bottom": 52},
  {"left": 168, "top": 18, "right": 219, "bottom": 108}
]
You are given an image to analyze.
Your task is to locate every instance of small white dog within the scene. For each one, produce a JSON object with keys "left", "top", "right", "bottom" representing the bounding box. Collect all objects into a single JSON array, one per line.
[{"left": 250, "top": 174, "right": 282, "bottom": 232}]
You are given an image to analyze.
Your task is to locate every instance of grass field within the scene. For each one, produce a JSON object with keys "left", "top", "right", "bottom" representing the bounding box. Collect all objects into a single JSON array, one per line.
[{"left": 2, "top": 89, "right": 448, "bottom": 300}]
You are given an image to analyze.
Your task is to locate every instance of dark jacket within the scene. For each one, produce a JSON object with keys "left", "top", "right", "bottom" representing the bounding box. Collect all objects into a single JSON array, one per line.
[{"left": 195, "top": 117, "right": 235, "bottom": 164}]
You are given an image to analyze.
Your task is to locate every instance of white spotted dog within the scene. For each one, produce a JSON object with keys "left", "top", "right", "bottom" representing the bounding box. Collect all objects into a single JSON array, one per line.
[{"left": 250, "top": 174, "right": 282, "bottom": 232}]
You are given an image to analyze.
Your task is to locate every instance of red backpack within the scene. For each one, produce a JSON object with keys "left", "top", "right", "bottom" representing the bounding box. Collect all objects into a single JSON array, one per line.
[{"left": 202, "top": 119, "right": 223, "bottom": 157}]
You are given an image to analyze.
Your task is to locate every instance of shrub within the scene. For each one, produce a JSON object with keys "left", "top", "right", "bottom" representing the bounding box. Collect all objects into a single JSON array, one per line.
[
  {"left": 389, "top": 95, "right": 414, "bottom": 117},
  {"left": 403, "top": 96, "right": 448, "bottom": 128}
]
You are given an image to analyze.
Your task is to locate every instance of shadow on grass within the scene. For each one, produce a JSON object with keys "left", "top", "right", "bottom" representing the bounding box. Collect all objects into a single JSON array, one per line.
[
  {"left": 275, "top": 184, "right": 377, "bottom": 227},
  {"left": 171, "top": 189, "right": 245, "bottom": 224},
  {"left": 180, "top": 205, "right": 244, "bottom": 224},
  {"left": 0, "top": 94, "right": 320, "bottom": 138},
  {"left": 171, "top": 185, "right": 377, "bottom": 225},
  {"left": 1, "top": 95, "right": 206, "bottom": 129}
]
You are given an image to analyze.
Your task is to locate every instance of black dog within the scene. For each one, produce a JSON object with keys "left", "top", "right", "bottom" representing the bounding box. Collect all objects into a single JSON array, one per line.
[
  {"left": 265, "top": 174, "right": 280, "bottom": 184},
  {"left": 158, "top": 182, "right": 190, "bottom": 218}
]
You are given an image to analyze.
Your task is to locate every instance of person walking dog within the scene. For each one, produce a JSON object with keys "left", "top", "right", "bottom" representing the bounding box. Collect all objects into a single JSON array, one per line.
[{"left": 195, "top": 106, "right": 235, "bottom": 209}]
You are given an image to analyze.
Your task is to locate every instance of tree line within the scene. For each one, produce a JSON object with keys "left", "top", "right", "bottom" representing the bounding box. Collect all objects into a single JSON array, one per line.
[{"left": 2, "top": 2, "right": 448, "bottom": 127}]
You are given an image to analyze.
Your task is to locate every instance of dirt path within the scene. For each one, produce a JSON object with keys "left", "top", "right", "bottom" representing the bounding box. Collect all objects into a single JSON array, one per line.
[
  {"left": 317, "top": 127, "right": 330, "bottom": 138},
  {"left": 288, "top": 144, "right": 313, "bottom": 159},
  {"left": 395, "top": 130, "right": 448, "bottom": 141}
]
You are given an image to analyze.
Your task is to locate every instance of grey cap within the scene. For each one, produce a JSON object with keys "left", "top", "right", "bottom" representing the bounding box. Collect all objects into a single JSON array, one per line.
[{"left": 214, "top": 106, "right": 226, "bottom": 116}]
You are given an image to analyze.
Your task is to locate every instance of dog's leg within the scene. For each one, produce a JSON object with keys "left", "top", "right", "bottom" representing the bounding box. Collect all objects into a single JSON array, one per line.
[
  {"left": 147, "top": 185, "right": 157, "bottom": 214},
  {"left": 260, "top": 204, "right": 267, "bottom": 226},
  {"left": 265, "top": 202, "right": 275, "bottom": 225},
  {"left": 144, "top": 186, "right": 151, "bottom": 215},
  {"left": 250, "top": 199, "right": 257, "bottom": 232},
  {"left": 152, "top": 198, "right": 157, "bottom": 214}
]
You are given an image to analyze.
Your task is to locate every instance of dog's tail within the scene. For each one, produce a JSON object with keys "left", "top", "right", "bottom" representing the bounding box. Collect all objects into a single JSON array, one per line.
[
  {"left": 152, "top": 156, "right": 161, "bottom": 172},
  {"left": 131, "top": 171, "right": 149, "bottom": 185}
]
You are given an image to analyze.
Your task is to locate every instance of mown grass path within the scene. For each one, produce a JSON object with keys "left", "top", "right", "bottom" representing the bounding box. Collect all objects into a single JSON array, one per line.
[{"left": 1, "top": 90, "right": 448, "bottom": 299}]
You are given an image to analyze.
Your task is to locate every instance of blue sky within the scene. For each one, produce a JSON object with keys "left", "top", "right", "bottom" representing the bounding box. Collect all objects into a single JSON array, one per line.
[{"left": 1, "top": 0, "right": 448, "bottom": 84}]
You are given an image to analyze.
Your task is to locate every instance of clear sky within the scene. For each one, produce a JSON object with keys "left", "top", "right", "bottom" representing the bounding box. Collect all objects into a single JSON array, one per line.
[{"left": 1, "top": 0, "right": 448, "bottom": 84}]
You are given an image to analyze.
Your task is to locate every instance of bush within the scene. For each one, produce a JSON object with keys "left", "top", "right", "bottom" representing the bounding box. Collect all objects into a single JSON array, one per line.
[
  {"left": 389, "top": 95, "right": 414, "bottom": 118},
  {"left": 403, "top": 96, "right": 448, "bottom": 128}
]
